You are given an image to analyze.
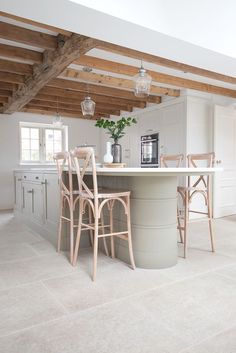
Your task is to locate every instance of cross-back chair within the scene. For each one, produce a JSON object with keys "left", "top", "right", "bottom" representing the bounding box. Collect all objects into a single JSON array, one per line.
[
  {"left": 178, "top": 152, "right": 215, "bottom": 257},
  {"left": 71, "top": 147, "right": 135, "bottom": 281}
]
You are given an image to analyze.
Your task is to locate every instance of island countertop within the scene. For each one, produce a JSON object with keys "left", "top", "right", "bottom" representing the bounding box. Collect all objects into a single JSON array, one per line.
[{"left": 14, "top": 167, "right": 221, "bottom": 176}]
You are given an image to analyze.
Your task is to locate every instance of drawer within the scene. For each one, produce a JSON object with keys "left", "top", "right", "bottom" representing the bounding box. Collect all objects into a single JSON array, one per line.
[
  {"left": 14, "top": 172, "right": 23, "bottom": 182},
  {"left": 22, "top": 172, "right": 44, "bottom": 182}
]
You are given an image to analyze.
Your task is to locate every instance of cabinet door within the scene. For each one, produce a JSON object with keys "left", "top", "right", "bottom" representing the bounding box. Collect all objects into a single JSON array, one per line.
[
  {"left": 22, "top": 182, "right": 33, "bottom": 216},
  {"left": 44, "top": 173, "right": 60, "bottom": 226},
  {"left": 14, "top": 174, "right": 22, "bottom": 211},
  {"left": 32, "top": 183, "right": 45, "bottom": 224},
  {"left": 22, "top": 181, "right": 44, "bottom": 224}
]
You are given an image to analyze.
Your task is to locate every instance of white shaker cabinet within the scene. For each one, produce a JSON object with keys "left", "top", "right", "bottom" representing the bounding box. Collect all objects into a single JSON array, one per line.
[{"left": 14, "top": 170, "right": 59, "bottom": 246}]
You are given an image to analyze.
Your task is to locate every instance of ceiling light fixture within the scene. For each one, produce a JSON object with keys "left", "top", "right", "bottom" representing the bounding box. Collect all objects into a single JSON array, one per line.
[
  {"left": 52, "top": 96, "right": 63, "bottom": 127},
  {"left": 133, "top": 60, "right": 152, "bottom": 98},
  {"left": 81, "top": 66, "right": 96, "bottom": 117}
]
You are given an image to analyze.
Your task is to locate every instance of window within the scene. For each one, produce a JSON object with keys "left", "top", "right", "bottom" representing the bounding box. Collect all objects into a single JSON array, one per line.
[{"left": 20, "top": 122, "right": 67, "bottom": 164}]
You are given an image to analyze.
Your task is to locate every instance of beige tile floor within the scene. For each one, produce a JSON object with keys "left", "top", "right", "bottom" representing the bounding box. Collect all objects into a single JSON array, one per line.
[{"left": 0, "top": 211, "right": 236, "bottom": 352}]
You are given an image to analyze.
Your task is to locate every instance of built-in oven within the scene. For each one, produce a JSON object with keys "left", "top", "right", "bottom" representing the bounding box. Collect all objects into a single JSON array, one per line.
[{"left": 141, "top": 133, "right": 159, "bottom": 167}]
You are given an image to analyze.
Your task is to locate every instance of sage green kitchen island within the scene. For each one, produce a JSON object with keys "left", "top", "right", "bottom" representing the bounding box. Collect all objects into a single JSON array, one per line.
[{"left": 14, "top": 167, "right": 219, "bottom": 269}]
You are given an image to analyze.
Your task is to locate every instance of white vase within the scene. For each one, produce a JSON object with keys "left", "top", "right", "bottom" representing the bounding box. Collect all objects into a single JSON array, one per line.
[{"left": 103, "top": 141, "right": 113, "bottom": 163}]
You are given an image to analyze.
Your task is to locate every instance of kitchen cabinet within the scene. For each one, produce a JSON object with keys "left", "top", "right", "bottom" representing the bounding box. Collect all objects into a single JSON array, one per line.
[
  {"left": 22, "top": 181, "right": 45, "bottom": 224},
  {"left": 14, "top": 170, "right": 59, "bottom": 245},
  {"left": 14, "top": 173, "right": 22, "bottom": 211}
]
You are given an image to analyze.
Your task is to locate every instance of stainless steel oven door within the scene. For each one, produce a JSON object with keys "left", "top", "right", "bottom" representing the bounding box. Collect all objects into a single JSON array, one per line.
[{"left": 141, "top": 138, "right": 158, "bottom": 165}]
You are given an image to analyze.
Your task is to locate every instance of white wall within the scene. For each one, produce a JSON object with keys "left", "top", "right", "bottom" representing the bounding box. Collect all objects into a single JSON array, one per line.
[
  {"left": 0, "top": 112, "right": 101, "bottom": 210},
  {"left": 114, "top": 97, "right": 187, "bottom": 167}
]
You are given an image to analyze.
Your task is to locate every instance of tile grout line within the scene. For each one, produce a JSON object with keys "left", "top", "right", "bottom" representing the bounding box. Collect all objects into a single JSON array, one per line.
[
  {"left": 177, "top": 322, "right": 236, "bottom": 353},
  {"left": 40, "top": 280, "right": 70, "bottom": 315}
]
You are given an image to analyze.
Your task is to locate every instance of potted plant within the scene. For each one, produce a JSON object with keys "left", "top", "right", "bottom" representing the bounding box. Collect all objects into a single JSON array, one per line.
[{"left": 95, "top": 117, "right": 137, "bottom": 163}]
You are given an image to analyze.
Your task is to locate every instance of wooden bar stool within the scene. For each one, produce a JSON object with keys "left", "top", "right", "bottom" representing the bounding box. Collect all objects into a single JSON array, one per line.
[
  {"left": 160, "top": 154, "right": 184, "bottom": 243},
  {"left": 178, "top": 152, "right": 215, "bottom": 258},
  {"left": 160, "top": 154, "right": 184, "bottom": 168},
  {"left": 54, "top": 152, "right": 77, "bottom": 264},
  {"left": 71, "top": 147, "right": 135, "bottom": 281},
  {"left": 54, "top": 152, "right": 97, "bottom": 264}
]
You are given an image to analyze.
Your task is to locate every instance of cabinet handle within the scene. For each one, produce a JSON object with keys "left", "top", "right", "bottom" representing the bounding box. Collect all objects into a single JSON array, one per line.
[
  {"left": 18, "top": 178, "right": 22, "bottom": 181},
  {"left": 27, "top": 190, "right": 33, "bottom": 193},
  {"left": 35, "top": 176, "right": 39, "bottom": 180}
]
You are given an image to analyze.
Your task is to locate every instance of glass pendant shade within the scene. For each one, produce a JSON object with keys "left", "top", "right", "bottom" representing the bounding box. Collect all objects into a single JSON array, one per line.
[
  {"left": 81, "top": 96, "right": 96, "bottom": 117},
  {"left": 133, "top": 66, "right": 152, "bottom": 97},
  {"left": 52, "top": 112, "right": 63, "bottom": 127}
]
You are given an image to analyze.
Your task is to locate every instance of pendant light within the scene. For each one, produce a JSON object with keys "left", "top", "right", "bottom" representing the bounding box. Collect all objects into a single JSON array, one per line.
[
  {"left": 133, "top": 60, "right": 152, "bottom": 97},
  {"left": 53, "top": 96, "right": 63, "bottom": 127},
  {"left": 81, "top": 66, "right": 96, "bottom": 117}
]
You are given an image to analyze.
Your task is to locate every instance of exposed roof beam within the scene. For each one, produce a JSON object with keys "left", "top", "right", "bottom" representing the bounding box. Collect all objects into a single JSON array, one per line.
[
  {"left": 97, "top": 41, "right": 236, "bottom": 85},
  {"left": 0, "top": 58, "right": 32, "bottom": 75},
  {"left": 24, "top": 104, "right": 120, "bottom": 116},
  {"left": 0, "top": 21, "right": 57, "bottom": 49},
  {"left": 0, "top": 82, "right": 17, "bottom": 90},
  {"left": 0, "top": 97, "right": 8, "bottom": 103},
  {"left": 75, "top": 55, "right": 236, "bottom": 98},
  {"left": 0, "top": 43, "right": 43, "bottom": 63},
  {"left": 61, "top": 68, "right": 180, "bottom": 97},
  {"left": 0, "top": 11, "right": 72, "bottom": 37},
  {"left": 36, "top": 91, "right": 148, "bottom": 108},
  {"left": 38, "top": 86, "right": 151, "bottom": 107},
  {"left": 48, "top": 78, "right": 161, "bottom": 103},
  {"left": 0, "top": 89, "right": 12, "bottom": 97},
  {"left": 30, "top": 98, "right": 133, "bottom": 112},
  {"left": 1, "top": 35, "right": 98, "bottom": 114},
  {"left": 0, "top": 71, "right": 25, "bottom": 84},
  {"left": 21, "top": 108, "right": 105, "bottom": 120}
]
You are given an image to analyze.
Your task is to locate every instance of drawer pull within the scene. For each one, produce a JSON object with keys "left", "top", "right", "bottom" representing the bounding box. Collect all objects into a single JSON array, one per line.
[
  {"left": 27, "top": 190, "right": 33, "bottom": 194},
  {"left": 35, "top": 176, "right": 39, "bottom": 179}
]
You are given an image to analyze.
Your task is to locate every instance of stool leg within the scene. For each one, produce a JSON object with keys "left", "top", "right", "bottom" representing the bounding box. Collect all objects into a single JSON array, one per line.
[
  {"left": 100, "top": 210, "right": 109, "bottom": 257},
  {"left": 69, "top": 201, "right": 74, "bottom": 264},
  {"left": 207, "top": 193, "right": 215, "bottom": 252},
  {"left": 177, "top": 205, "right": 183, "bottom": 243},
  {"left": 88, "top": 204, "right": 94, "bottom": 247},
  {"left": 73, "top": 199, "right": 83, "bottom": 266},
  {"left": 57, "top": 195, "right": 63, "bottom": 253},
  {"left": 126, "top": 196, "right": 135, "bottom": 270},
  {"left": 183, "top": 192, "right": 188, "bottom": 258},
  {"left": 109, "top": 206, "right": 115, "bottom": 259},
  {"left": 92, "top": 214, "right": 99, "bottom": 281}
]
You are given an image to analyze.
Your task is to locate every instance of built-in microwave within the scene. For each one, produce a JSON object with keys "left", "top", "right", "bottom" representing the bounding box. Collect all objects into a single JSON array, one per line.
[{"left": 140, "top": 133, "right": 159, "bottom": 167}]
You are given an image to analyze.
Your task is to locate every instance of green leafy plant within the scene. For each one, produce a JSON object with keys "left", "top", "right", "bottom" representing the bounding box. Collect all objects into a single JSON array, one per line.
[{"left": 95, "top": 117, "right": 137, "bottom": 142}]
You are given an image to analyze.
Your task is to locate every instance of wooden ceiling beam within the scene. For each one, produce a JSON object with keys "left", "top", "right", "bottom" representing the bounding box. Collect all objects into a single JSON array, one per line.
[
  {"left": 48, "top": 78, "right": 161, "bottom": 103},
  {"left": 0, "top": 97, "right": 8, "bottom": 103},
  {"left": 38, "top": 86, "right": 149, "bottom": 107},
  {"left": 0, "top": 11, "right": 72, "bottom": 37},
  {"left": 0, "top": 58, "right": 32, "bottom": 75},
  {"left": 30, "top": 98, "right": 133, "bottom": 112},
  {"left": 21, "top": 108, "right": 105, "bottom": 120},
  {"left": 24, "top": 104, "right": 120, "bottom": 116},
  {"left": 61, "top": 68, "right": 180, "bottom": 97},
  {"left": 97, "top": 41, "right": 236, "bottom": 85},
  {"left": 1, "top": 35, "right": 98, "bottom": 114},
  {"left": 0, "top": 43, "right": 43, "bottom": 64},
  {"left": 75, "top": 55, "right": 236, "bottom": 99},
  {"left": 0, "top": 71, "right": 25, "bottom": 84},
  {"left": 36, "top": 91, "right": 147, "bottom": 108},
  {"left": 0, "top": 89, "right": 12, "bottom": 97},
  {"left": 0, "top": 82, "right": 17, "bottom": 90},
  {"left": 0, "top": 21, "right": 57, "bottom": 50}
]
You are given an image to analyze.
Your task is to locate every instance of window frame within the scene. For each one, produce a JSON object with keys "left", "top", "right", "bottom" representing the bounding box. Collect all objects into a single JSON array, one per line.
[{"left": 19, "top": 122, "right": 68, "bottom": 165}]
